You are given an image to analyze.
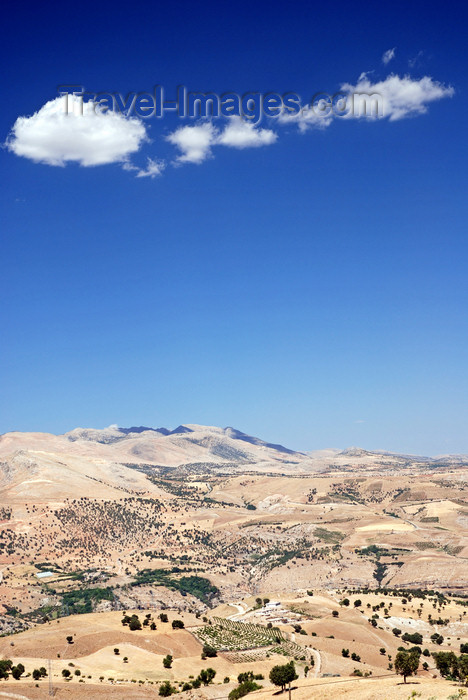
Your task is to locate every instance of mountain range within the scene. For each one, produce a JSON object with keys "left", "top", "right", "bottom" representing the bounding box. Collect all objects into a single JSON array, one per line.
[{"left": 1, "top": 423, "right": 468, "bottom": 502}]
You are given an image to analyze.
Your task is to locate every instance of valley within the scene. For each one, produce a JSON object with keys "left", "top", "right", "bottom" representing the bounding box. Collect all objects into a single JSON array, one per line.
[{"left": 0, "top": 424, "right": 466, "bottom": 698}]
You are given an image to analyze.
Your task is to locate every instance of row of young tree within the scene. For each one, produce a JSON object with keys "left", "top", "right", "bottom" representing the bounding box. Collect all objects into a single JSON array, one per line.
[
  {"left": 158, "top": 667, "right": 217, "bottom": 696},
  {"left": 0, "top": 660, "right": 46, "bottom": 681}
]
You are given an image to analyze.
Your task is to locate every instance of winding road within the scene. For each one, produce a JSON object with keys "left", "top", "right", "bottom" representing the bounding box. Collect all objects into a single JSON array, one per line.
[
  {"left": 310, "top": 647, "right": 322, "bottom": 677},
  {"left": 227, "top": 602, "right": 250, "bottom": 620}
]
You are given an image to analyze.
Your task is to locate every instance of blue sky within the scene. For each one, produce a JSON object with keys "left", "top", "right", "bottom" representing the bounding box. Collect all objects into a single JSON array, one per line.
[{"left": 1, "top": 0, "right": 467, "bottom": 454}]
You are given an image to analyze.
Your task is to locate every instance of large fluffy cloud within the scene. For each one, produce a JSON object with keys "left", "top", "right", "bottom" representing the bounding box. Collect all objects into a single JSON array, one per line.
[
  {"left": 285, "top": 73, "right": 454, "bottom": 131},
  {"left": 6, "top": 95, "right": 148, "bottom": 166},
  {"left": 167, "top": 118, "right": 277, "bottom": 164},
  {"left": 343, "top": 74, "right": 454, "bottom": 121}
]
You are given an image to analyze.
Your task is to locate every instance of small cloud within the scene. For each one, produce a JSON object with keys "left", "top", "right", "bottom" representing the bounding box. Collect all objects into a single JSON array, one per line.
[
  {"left": 122, "top": 157, "right": 165, "bottom": 178},
  {"left": 217, "top": 118, "right": 277, "bottom": 148},
  {"left": 166, "top": 122, "right": 216, "bottom": 164},
  {"left": 167, "top": 118, "right": 277, "bottom": 164},
  {"left": 382, "top": 47, "right": 396, "bottom": 65},
  {"left": 5, "top": 95, "right": 148, "bottom": 167},
  {"left": 408, "top": 50, "right": 424, "bottom": 68},
  {"left": 278, "top": 103, "right": 334, "bottom": 132},
  {"left": 136, "top": 157, "right": 165, "bottom": 178}
]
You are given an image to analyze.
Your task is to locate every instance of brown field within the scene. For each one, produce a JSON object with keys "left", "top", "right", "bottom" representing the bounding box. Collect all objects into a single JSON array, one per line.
[{"left": 0, "top": 425, "right": 467, "bottom": 697}]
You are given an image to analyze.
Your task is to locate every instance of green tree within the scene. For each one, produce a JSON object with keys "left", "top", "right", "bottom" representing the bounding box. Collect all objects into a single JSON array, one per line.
[
  {"left": 198, "top": 667, "right": 216, "bottom": 685},
  {"left": 238, "top": 672, "right": 254, "bottom": 683},
  {"left": 395, "top": 650, "right": 419, "bottom": 683},
  {"left": 431, "top": 632, "right": 444, "bottom": 645},
  {"left": 158, "top": 680, "right": 175, "bottom": 696},
  {"left": 402, "top": 632, "right": 423, "bottom": 645},
  {"left": 229, "top": 679, "right": 262, "bottom": 699},
  {"left": 129, "top": 615, "right": 142, "bottom": 631},
  {"left": 202, "top": 643, "right": 217, "bottom": 658},
  {"left": 11, "top": 664, "right": 24, "bottom": 680},
  {"left": 269, "top": 661, "right": 298, "bottom": 692},
  {"left": 0, "top": 659, "right": 12, "bottom": 680},
  {"left": 432, "top": 651, "right": 459, "bottom": 678},
  {"left": 458, "top": 654, "right": 468, "bottom": 683},
  {"left": 162, "top": 654, "right": 173, "bottom": 669}
]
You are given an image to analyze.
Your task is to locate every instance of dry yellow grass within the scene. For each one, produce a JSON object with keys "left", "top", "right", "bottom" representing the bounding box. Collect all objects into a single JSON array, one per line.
[{"left": 249, "top": 675, "right": 462, "bottom": 699}]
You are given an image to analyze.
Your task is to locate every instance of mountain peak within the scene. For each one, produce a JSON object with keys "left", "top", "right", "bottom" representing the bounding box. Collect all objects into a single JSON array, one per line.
[{"left": 339, "top": 446, "right": 371, "bottom": 457}]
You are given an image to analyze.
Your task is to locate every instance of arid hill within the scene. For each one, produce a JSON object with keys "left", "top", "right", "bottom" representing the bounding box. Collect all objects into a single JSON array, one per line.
[{"left": 0, "top": 425, "right": 466, "bottom": 697}]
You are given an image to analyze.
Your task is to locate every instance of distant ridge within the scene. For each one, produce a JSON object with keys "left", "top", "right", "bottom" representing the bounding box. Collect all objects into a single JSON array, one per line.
[
  {"left": 117, "top": 426, "right": 169, "bottom": 435},
  {"left": 223, "top": 426, "right": 301, "bottom": 455},
  {"left": 169, "top": 425, "right": 194, "bottom": 435},
  {"left": 339, "top": 446, "right": 373, "bottom": 457},
  {"left": 59, "top": 423, "right": 300, "bottom": 456}
]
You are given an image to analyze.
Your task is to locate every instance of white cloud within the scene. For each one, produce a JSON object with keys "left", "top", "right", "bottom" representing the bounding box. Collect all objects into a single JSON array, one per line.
[
  {"left": 278, "top": 103, "right": 334, "bottom": 132},
  {"left": 122, "top": 157, "right": 165, "bottom": 178},
  {"left": 279, "top": 73, "right": 454, "bottom": 131},
  {"left": 217, "top": 119, "right": 277, "bottom": 148},
  {"left": 382, "top": 47, "right": 396, "bottom": 65},
  {"left": 166, "top": 122, "right": 216, "bottom": 164},
  {"left": 6, "top": 95, "right": 148, "bottom": 167},
  {"left": 136, "top": 158, "right": 165, "bottom": 178},
  {"left": 341, "top": 74, "right": 454, "bottom": 121},
  {"left": 7, "top": 72, "right": 455, "bottom": 178},
  {"left": 167, "top": 118, "right": 277, "bottom": 164},
  {"left": 408, "top": 50, "right": 424, "bottom": 69}
]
